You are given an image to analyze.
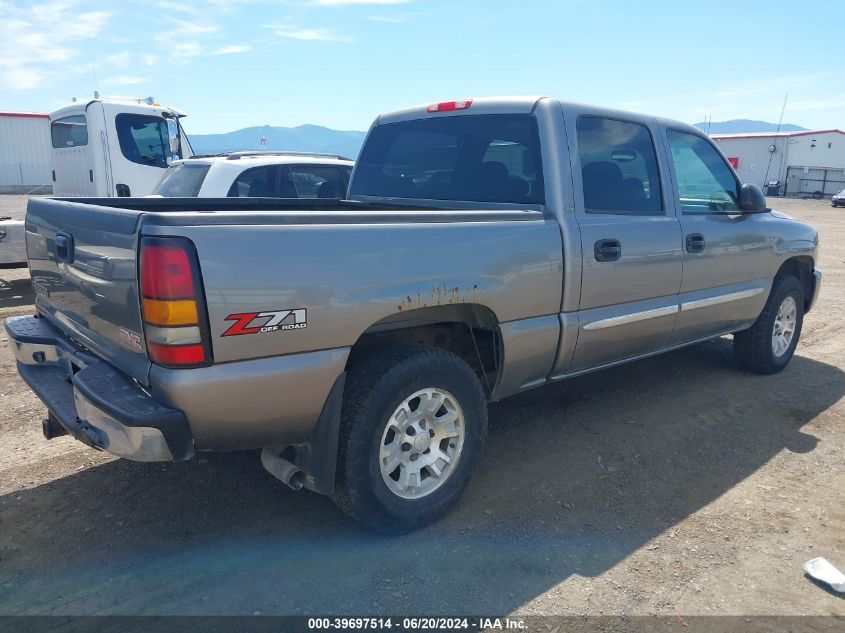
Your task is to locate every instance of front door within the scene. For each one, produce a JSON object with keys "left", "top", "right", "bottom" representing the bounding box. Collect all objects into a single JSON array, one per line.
[
  {"left": 664, "top": 130, "right": 771, "bottom": 345},
  {"left": 103, "top": 104, "right": 177, "bottom": 197},
  {"left": 569, "top": 114, "right": 683, "bottom": 372}
]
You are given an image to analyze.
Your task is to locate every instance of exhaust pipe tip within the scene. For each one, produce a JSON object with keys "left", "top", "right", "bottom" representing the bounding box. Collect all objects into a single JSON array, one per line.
[
  {"left": 261, "top": 448, "right": 305, "bottom": 491},
  {"left": 287, "top": 470, "right": 305, "bottom": 491}
]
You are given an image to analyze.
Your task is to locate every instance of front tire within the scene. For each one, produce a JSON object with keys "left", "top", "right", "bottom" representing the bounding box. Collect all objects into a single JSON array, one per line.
[
  {"left": 734, "top": 275, "right": 804, "bottom": 374},
  {"left": 332, "top": 345, "right": 487, "bottom": 533}
]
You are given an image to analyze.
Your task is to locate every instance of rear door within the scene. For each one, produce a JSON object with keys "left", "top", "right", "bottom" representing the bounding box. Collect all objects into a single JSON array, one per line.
[
  {"left": 664, "top": 129, "right": 772, "bottom": 344},
  {"left": 26, "top": 198, "right": 150, "bottom": 384},
  {"left": 566, "top": 112, "right": 683, "bottom": 371}
]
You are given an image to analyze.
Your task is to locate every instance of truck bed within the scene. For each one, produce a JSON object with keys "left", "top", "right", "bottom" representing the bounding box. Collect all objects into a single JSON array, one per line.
[{"left": 25, "top": 195, "right": 559, "bottom": 387}]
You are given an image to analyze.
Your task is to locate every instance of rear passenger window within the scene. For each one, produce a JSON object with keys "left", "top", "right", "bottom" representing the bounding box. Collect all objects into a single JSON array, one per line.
[
  {"left": 289, "top": 165, "right": 347, "bottom": 198},
  {"left": 667, "top": 131, "right": 740, "bottom": 214},
  {"left": 576, "top": 116, "right": 662, "bottom": 215},
  {"left": 228, "top": 166, "right": 278, "bottom": 197}
]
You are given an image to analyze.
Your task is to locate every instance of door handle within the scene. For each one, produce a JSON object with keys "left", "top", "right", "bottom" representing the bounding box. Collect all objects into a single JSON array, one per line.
[
  {"left": 594, "top": 238, "right": 621, "bottom": 262},
  {"left": 685, "top": 233, "right": 705, "bottom": 254},
  {"left": 55, "top": 232, "right": 74, "bottom": 263}
]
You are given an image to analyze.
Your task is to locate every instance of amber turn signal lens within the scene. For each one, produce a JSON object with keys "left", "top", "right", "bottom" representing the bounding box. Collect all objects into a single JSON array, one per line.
[{"left": 142, "top": 298, "right": 198, "bottom": 327}]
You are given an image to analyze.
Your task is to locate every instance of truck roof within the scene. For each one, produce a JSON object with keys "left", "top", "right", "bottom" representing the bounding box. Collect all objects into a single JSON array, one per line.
[
  {"left": 374, "top": 96, "right": 703, "bottom": 138},
  {"left": 179, "top": 153, "right": 355, "bottom": 167},
  {"left": 49, "top": 98, "right": 187, "bottom": 120}
]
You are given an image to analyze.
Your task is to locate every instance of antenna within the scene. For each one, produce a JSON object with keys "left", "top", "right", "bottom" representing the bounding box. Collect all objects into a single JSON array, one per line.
[
  {"left": 762, "top": 93, "right": 788, "bottom": 189},
  {"left": 91, "top": 62, "right": 100, "bottom": 97}
]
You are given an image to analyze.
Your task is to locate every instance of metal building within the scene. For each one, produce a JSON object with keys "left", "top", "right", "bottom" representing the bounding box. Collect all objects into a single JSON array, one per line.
[
  {"left": 712, "top": 129, "right": 845, "bottom": 198},
  {"left": 0, "top": 112, "right": 52, "bottom": 194}
]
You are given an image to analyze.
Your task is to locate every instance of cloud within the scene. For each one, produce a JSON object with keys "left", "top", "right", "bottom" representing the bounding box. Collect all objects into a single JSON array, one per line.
[
  {"left": 105, "top": 51, "right": 133, "bottom": 68},
  {"left": 787, "top": 96, "right": 845, "bottom": 112},
  {"left": 151, "top": 14, "right": 224, "bottom": 60},
  {"left": 158, "top": 16, "right": 219, "bottom": 37},
  {"left": 103, "top": 75, "right": 145, "bottom": 86},
  {"left": 311, "top": 0, "right": 410, "bottom": 5},
  {"left": 264, "top": 20, "right": 350, "bottom": 41},
  {"left": 367, "top": 15, "right": 405, "bottom": 22},
  {"left": 273, "top": 26, "right": 348, "bottom": 41},
  {"left": 0, "top": 1, "right": 110, "bottom": 90},
  {"left": 169, "top": 41, "right": 205, "bottom": 58},
  {"left": 153, "top": 0, "right": 203, "bottom": 15},
  {"left": 210, "top": 44, "right": 252, "bottom": 55},
  {"left": 1, "top": 67, "right": 44, "bottom": 91}
]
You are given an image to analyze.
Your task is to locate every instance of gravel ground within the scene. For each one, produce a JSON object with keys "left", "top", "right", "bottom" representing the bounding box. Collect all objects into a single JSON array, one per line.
[{"left": 0, "top": 196, "right": 843, "bottom": 617}]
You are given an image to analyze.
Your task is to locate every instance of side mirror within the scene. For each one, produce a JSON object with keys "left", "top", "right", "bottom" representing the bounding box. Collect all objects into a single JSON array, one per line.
[
  {"left": 166, "top": 118, "right": 180, "bottom": 155},
  {"left": 739, "top": 183, "right": 768, "bottom": 213}
]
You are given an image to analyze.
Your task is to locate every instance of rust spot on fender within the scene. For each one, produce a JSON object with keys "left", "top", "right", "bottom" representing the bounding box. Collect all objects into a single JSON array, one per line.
[{"left": 397, "top": 284, "right": 483, "bottom": 313}]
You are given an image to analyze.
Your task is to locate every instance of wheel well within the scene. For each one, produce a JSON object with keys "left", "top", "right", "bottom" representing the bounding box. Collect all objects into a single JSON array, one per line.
[
  {"left": 346, "top": 305, "right": 501, "bottom": 396},
  {"left": 775, "top": 256, "right": 815, "bottom": 312}
]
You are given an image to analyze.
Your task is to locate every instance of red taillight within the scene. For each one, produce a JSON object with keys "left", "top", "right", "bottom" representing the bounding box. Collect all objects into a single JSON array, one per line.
[
  {"left": 427, "top": 99, "right": 473, "bottom": 113},
  {"left": 139, "top": 237, "right": 211, "bottom": 368},
  {"left": 147, "top": 342, "right": 206, "bottom": 366},
  {"left": 140, "top": 244, "right": 195, "bottom": 299}
]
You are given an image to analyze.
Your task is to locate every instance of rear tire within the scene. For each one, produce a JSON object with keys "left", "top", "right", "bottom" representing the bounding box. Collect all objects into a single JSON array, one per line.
[
  {"left": 332, "top": 344, "right": 487, "bottom": 533},
  {"left": 734, "top": 275, "right": 804, "bottom": 375}
]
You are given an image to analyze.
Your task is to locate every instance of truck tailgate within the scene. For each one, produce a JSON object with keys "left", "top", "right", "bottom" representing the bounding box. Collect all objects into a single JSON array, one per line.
[{"left": 25, "top": 198, "right": 151, "bottom": 385}]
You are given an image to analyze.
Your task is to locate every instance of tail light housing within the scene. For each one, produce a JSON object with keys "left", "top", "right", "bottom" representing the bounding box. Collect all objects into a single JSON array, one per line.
[{"left": 139, "top": 236, "right": 212, "bottom": 367}]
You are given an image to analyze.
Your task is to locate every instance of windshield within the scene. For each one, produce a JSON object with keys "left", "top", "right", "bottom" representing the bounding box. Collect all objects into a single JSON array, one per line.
[
  {"left": 115, "top": 114, "right": 181, "bottom": 168},
  {"left": 350, "top": 114, "right": 544, "bottom": 205},
  {"left": 152, "top": 163, "right": 210, "bottom": 196}
]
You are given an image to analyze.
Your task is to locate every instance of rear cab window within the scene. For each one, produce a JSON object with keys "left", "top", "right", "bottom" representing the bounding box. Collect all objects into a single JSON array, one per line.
[
  {"left": 152, "top": 163, "right": 210, "bottom": 197},
  {"left": 51, "top": 115, "right": 88, "bottom": 148},
  {"left": 350, "top": 114, "right": 544, "bottom": 205}
]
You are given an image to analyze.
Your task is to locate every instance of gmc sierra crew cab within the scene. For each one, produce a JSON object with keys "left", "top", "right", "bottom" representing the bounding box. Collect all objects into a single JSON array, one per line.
[{"left": 7, "top": 97, "right": 821, "bottom": 532}]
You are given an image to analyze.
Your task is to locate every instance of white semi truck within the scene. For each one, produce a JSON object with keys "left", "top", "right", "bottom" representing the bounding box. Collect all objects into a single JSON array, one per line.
[{"left": 49, "top": 97, "right": 192, "bottom": 198}]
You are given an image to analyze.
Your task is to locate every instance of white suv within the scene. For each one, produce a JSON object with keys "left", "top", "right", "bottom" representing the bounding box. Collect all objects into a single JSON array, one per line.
[{"left": 152, "top": 151, "right": 354, "bottom": 198}]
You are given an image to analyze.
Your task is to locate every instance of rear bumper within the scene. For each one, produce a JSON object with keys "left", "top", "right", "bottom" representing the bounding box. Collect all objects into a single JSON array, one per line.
[{"left": 5, "top": 315, "right": 193, "bottom": 461}]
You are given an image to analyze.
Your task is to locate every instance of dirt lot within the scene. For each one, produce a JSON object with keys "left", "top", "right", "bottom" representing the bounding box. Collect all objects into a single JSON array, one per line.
[{"left": 0, "top": 196, "right": 843, "bottom": 617}]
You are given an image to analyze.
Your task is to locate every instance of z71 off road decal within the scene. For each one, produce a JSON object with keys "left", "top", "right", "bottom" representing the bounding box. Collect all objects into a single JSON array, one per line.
[{"left": 222, "top": 309, "right": 307, "bottom": 337}]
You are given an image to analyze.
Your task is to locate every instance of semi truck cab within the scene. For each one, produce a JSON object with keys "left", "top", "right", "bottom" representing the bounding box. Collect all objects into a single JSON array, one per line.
[{"left": 49, "top": 97, "right": 191, "bottom": 198}]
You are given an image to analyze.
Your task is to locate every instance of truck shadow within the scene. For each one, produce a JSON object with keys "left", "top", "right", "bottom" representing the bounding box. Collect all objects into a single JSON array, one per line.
[
  {"left": 0, "top": 272, "right": 34, "bottom": 309},
  {"left": 1, "top": 338, "right": 843, "bottom": 615}
]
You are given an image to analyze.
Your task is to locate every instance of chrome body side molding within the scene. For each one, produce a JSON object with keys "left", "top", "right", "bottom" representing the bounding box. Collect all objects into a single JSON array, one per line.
[{"left": 582, "top": 305, "right": 679, "bottom": 331}]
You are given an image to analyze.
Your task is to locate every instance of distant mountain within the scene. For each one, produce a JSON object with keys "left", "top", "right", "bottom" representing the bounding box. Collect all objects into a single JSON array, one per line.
[
  {"left": 693, "top": 119, "right": 808, "bottom": 135},
  {"left": 189, "top": 124, "right": 366, "bottom": 158}
]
